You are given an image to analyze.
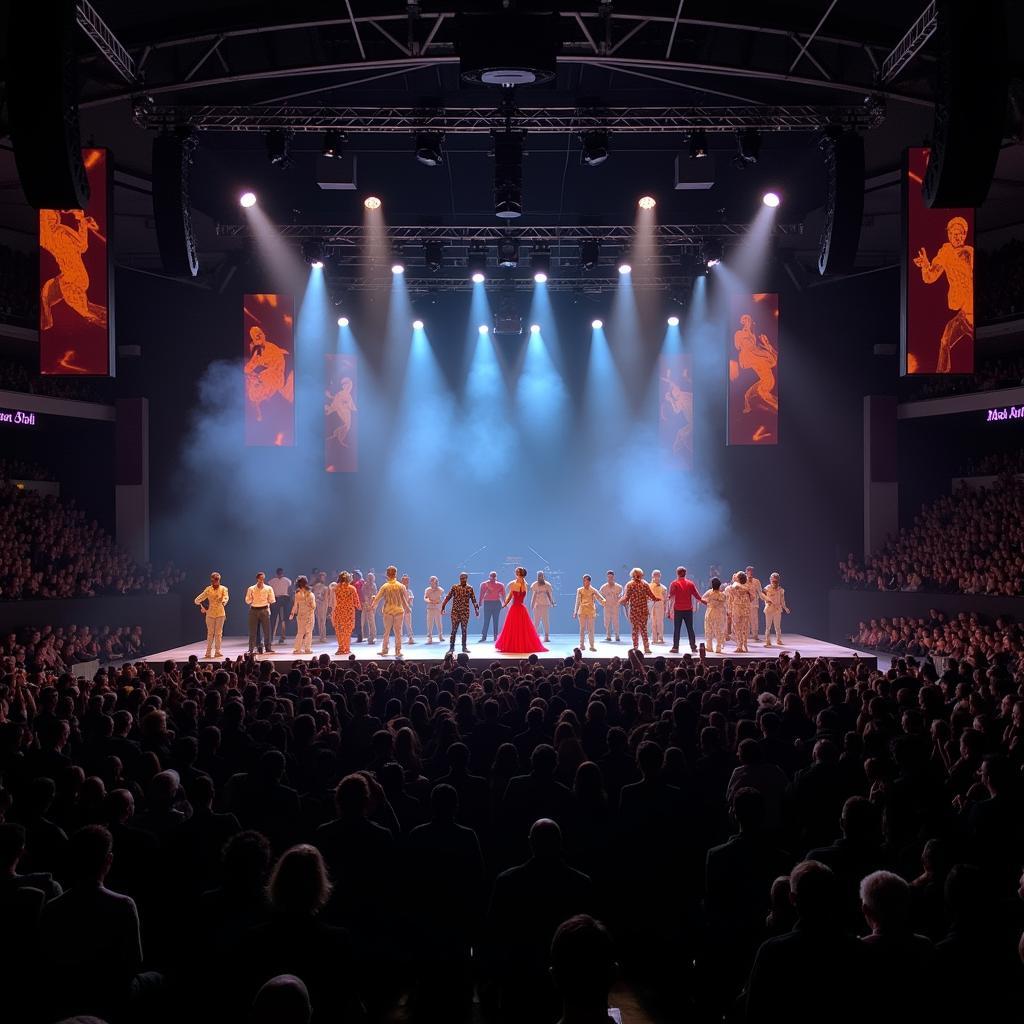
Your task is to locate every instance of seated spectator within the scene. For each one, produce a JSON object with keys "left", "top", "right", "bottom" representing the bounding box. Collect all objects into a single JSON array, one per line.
[
  {"left": 549, "top": 914, "right": 617, "bottom": 1024},
  {"left": 726, "top": 739, "right": 789, "bottom": 833},
  {"left": 251, "top": 974, "right": 312, "bottom": 1024}
]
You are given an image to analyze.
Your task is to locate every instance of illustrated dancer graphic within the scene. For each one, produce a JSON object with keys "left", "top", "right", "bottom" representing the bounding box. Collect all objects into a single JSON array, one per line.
[
  {"left": 325, "top": 377, "right": 357, "bottom": 445},
  {"left": 39, "top": 209, "right": 108, "bottom": 331},
  {"left": 913, "top": 216, "right": 974, "bottom": 373},
  {"left": 734, "top": 314, "right": 778, "bottom": 414},
  {"left": 660, "top": 366, "right": 693, "bottom": 457},
  {"left": 245, "top": 325, "right": 293, "bottom": 422}
]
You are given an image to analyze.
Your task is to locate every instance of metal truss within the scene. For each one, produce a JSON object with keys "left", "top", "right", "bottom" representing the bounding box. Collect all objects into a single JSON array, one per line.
[
  {"left": 881, "top": 2, "right": 937, "bottom": 84},
  {"left": 135, "top": 102, "right": 882, "bottom": 134},
  {"left": 75, "top": 1, "right": 139, "bottom": 84},
  {"left": 325, "top": 273, "right": 697, "bottom": 294}
]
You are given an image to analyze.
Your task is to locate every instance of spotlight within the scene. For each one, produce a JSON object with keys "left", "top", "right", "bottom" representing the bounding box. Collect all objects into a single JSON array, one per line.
[
  {"left": 301, "top": 238, "right": 326, "bottom": 267},
  {"left": 424, "top": 239, "right": 444, "bottom": 272},
  {"left": 239, "top": 191, "right": 257, "bottom": 208},
  {"left": 471, "top": 272, "right": 486, "bottom": 284},
  {"left": 468, "top": 244, "right": 488, "bottom": 281},
  {"left": 531, "top": 247, "right": 551, "bottom": 282},
  {"left": 689, "top": 130, "right": 709, "bottom": 159},
  {"left": 638, "top": 195, "right": 656, "bottom": 210},
  {"left": 493, "top": 131, "right": 524, "bottom": 219},
  {"left": 591, "top": 318, "right": 603, "bottom": 329},
  {"left": 414, "top": 132, "right": 444, "bottom": 167},
  {"left": 581, "top": 129, "right": 609, "bottom": 167},
  {"left": 412, "top": 319, "right": 424, "bottom": 330},
  {"left": 762, "top": 191, "right": 781, "bottom": 208},
  {"left": 702, "top": 238, "right": 723, "bottom": 269},
  {"left": 498, "top": 238, "right": 519, "bottom": 269},
  {"left": 667, "top": 315, "right": 680, "bottom": 326},
  {"left": 321, "top": 131, "right": 344, "bottom": 158},
  {"left": 364, "top": 196, "right": 382, "bottom": 210},
  {"left": 391, "top": 261, "right": 405, "bottom": 275},
  {"left": 737, "top": 128, "right": 761, "bottom": 166},
  {"left": 478, "top": 324, "right": 489, "bottom": 334},
  {"left": 530, "top": 323, "right": 540, "bottom": 333},
  {"left": 337, "top": 316, "right": 349, "bottom": 327},
  {"left": 266, "top": 130, "right": 292, "bottom": 169},
  {"left": 580, "top": 239, "right": 600, "bottom": 271},
  {"left": 618, "top": 261, "right": 632, "bottom": 275}
]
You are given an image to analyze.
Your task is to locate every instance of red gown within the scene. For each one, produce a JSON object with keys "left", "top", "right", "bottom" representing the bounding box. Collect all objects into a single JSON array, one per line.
[{"left": 494, "top": 585, "right": 548, "bottom": 653}]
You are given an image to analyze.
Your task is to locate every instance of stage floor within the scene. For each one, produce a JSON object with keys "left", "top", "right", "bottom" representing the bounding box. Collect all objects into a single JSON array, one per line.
[{"left": 148, "top": 632, "right": 873, "bottom": 668}]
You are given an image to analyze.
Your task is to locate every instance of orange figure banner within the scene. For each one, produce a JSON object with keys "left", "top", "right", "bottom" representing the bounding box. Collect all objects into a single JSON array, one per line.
[
  {"left": 39, "top": 148, "right": 114, "bottom": 376},
  {"left": 325, "top": 354, "right": 358, "bottom": 472},
  {"left": 659, "top": 354, "right": 693, "bottom": 469},
  {"left": 728, "top": 293, "right": 779, "bottom": 445},
  {"left": 902, "top": 147, "right": 975, "bottom": 375},
  {"left": 244, "top": 294, "right": 295, "bottom": 446}
]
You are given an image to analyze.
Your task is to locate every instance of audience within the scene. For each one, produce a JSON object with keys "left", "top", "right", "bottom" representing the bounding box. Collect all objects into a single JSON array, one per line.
[
  {"left": 1, "top": 624, "right": 145, "bottom": 668},
  {"left": 0, "top": 356, "right": 111, "bottom": 404},
  {"left": 0, "top": 245, "right": 35, "bottom": 327}
]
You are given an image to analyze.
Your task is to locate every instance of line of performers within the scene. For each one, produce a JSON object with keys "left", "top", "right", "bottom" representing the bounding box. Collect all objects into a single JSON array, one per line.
[{"left": 193, "top": 563, "right": 790, "bottom": 659}]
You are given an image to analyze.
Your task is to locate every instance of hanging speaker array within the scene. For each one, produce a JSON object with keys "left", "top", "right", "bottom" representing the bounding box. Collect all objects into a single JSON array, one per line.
[
  {"left": 817, "top": 129, "right": 865, "bottom": 277},
  {"left": 152, "top": 131, "right": 201, "bottom": 278}
]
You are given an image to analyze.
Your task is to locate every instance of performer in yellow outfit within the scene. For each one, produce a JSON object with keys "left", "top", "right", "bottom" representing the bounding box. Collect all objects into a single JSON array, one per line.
[
  {"left": 194, "top": 571, "right": 229, "bottom": 658},
  {"left": 701, "top": 577, "right": 728, "bottom": 654},
  {"left": 573, "top": 575, "right": 607, "bottom": 652},
  {"left": 728, "top": 571, "right": 752, "bottom": 653},
  {"left": 761, "top": 572, "right": 792, "bottom": 647},
  {"left": 290, "top": 575, "right": 316, "bottom": 655},
  {"left": 331, "top": 571, "right": 361, "bottom": 655},
  {"left": 373, "top": 566, "right": 411, "bottom": 657},
  {"left": 648, "top": 569, "right": 669, "bottom": 645}
]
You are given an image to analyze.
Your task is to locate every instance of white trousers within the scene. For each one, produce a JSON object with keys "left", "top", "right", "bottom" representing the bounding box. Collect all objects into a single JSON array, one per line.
[
  {"left": 364, "top": 607, "right": 377, "bottom": 642},
  {"left": 578, "top": 614, "right": 596, "bottom": 648},
  {"left": 293, "top": 612, "right": 314, "bottom": 653},
  {"left": 765, "top": 608, "right": 783, "bottom": 643},
  {"left": 381, "top": 611, "right": 403, "bottom": 654},
  {"left": 426, "top": 604, "right": 443, "bottom": 640},
  {"left": 403, "top": 610, "right": 415, "bottom": 642},
  {"left": 315, "top": 602, "right": 329, "bottom": 641},
  {"left": 204, "top": 615, "right": 224, "bottom": 655},
  {"left": 534, "top": 605, "right": 551, "bottom": 638},
  {"left": 603, "top": 603, "right": 620, "bottom": 638},
  {"left": 650, "top": 600, "right": 665, "bottom": 643}
]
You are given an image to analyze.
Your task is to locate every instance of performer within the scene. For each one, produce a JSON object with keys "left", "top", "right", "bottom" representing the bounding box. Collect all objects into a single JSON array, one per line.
[
  {"left": 311, "top": 571, "right": 331, "bottom": 644},
  {"left": 194, "top": 571, "right": 229, "bottom": 659},
  {"left": 424, "top": 576, "right": 445, "bottom": 643},
  {"left": 648, "top": 569, "right": 669, "bottom": 645},
  {"left": 728, "top": 571, "right": 752, "bottom": 653},
  {"left": 479, "top": 572, "right": 506, "bottom": 642},
  {"left": 363, "top": 571, "right": 378, "bottom": 645},
  {"left": 495, "top": 567, "right": 547, "bottom": 653},
  {"left": 442, "top": 572, "right": 480, "bottom": 654},
  {"left": 701, "top": 577, "right": 728, "bottom": 654},
  {"left": 245, "top": 325, "right": 293, "bottom": 424},
  {"left": 351, "top": 571, "right": 366, "bottom": 644},
  {"left": 734, "top": 314, "right": 778, "bottom": 414},
  {"left": 668, "top": 566, "right": 705, "bottom": 653},
  {"left": 39, "top": 208, "right": 108, "bottom": 332},
  {"left": 913, "top": 215, "right": 974, "bottom": 373},
  {"left": 373, "top": 566, "right": 410, "bottom": 657},
  {"left": 269, "top": 568, "right": 292, "bottom": 645},
  {"left": 401, "top": 574, "right": 415, "bottom": 644},
  {"left": 573, "top": 575, "right": 606, "bottom": 652},
  {"left": 745, "top": 565, "right": 764, "bottom": 642},
  {"left": 332, "top": 571, "right": 362, "bottom": 656},
  {"left": 530, "top": 571, "right": 557, "bottom": 643},
  {"left": 599, "top": 571, "right": 623, "bottom": 642},
  {"left": 761, "top": 572, "right": 791, "bottom": 647},
  {"left": 244, "top": 571, "right": 276, "bottom": 655},
  {"left": 622, "top": 568, "right": 658, "bottom": 654},
  {"left": 289, "top": 576, "right": 316, "bottom": 655}
]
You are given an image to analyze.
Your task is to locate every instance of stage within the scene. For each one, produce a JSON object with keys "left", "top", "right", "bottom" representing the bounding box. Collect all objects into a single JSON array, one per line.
[{"left": 148, "top": 632, "right": 873, "bottom": 669}]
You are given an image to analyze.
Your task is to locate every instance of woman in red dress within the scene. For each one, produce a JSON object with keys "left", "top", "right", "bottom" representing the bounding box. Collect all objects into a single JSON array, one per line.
[{"left": 495, "top": 566, "right": 548, "bottom": 653}]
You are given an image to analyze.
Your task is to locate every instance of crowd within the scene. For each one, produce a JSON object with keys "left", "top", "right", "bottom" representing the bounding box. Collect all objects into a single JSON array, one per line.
[
  {"left": 906, "top": 352, "right": 1024, "bottom": 401},
  {"left": 848, "top": 608, "right": 1024, "bottom": 660},
  {"left": 837, "top": 477, "right": 1024, "bottom": 596},
  {"left": 958, "top": 449, "right": 1024, "bottom": 478},
  {"left": 0, "top": 456, "right": 52, "bottom": 483},
  {"left": 0, "top": 244, "right": 35, "bottom": 326},
  {"left": 0, "top": 483, "right": 184, "bottom": 600},
  {"left": 978, "top": 237, "right": 1024, "bottom": 322},
  {"left": 0, "top": 357, "right": 111, "bottom": 404},
  {"left": 1, "top": 643, "right": 1022, "bottom": 1024},
  {"left": 1, "top": 624, "right": 144, "bottom": 670}
]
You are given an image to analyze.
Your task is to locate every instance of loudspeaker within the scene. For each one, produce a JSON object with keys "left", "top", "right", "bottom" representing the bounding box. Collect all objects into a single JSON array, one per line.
[
  {"left": 6, "top": 0, "right": 89, "bottom": 210},
  {"left": 152, "top": 132, "right": 200, "bottom": 278},
  {"left": 923, "top": 0, "right": 1008, "bottom": 208},
  {"left": 817, "top": 129, "right": 865, "bottom": 277}
]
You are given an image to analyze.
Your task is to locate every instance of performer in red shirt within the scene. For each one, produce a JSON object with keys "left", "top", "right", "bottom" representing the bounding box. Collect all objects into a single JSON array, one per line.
[{"left": 669, "top": 565, "right": 706, "bottom": 653}]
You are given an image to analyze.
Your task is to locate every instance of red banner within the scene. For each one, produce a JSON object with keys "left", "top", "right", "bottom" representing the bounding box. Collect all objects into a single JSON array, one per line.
[
  {"left": 244, "top": 294, "right": 295, "bottom": 446},
  {"left": 659, "top": 353, "right": 693, "bottom": 469},
  {"left": 325, "top": 354, "right": 358, "bottom": 472},
  {"left": 39, "top": 148, "right": 114, "bottom": 376},
  {"left": 728, "top": 293, "right": 779, "bottom": 445},
  {"left": 901, "top": 147, "right": 975, "bottom": 375}
]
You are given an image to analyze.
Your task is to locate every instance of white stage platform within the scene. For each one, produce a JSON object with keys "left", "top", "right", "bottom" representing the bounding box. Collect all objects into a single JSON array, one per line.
[{"left": 148, "top": 632, "right": 872, "bottom": 668}]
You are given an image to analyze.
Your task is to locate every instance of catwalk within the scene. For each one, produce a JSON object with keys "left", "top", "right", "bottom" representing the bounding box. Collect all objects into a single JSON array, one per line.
[{"left": 149, "top": 632, "right": 873, "bottom": 668}]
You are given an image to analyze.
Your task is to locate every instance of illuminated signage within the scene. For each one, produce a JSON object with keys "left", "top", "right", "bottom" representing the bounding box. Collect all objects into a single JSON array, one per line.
[
  {"left": 986, "top": 405, "right": 1024, "bottom": 422},
  {"left": 0, "top": 408, "right": 38, "bottom": 427}
]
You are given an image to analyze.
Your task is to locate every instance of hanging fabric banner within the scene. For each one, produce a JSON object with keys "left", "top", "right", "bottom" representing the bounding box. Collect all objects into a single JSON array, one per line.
[
  {"left": 659, "top": 353, "right": 694, "bottom": 469},
  {"left": 243, "top": 294, "right": 295, "bottom": 446},
  {"left": 325, "top": 353, "right": 358, "bottom": 472},
  {"left": 728, "top": 293, "right": 779, "bottom": 445}
]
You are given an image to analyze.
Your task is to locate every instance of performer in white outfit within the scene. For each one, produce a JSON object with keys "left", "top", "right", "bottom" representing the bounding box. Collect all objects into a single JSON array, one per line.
[
  {"left": 530, "top": 571, "right": 557, "bottom": 642},
  {"left": 728, "top": 571, "right": 752, "bottom": 653},
  {"left": 761, "top": 572, "right": 791, "bottom": 647},
  {"left": 401, "top": 574, "right": 415, "bottom": 644},
  {"left": 311, "top": 571, "right": 330, "bottom": 643},
  {"left": 701, "top": 577, "right": 728, "bottom": 654},
  {"left": 363, "top": 571, "right": 377, "bottom": 644},
  {"left": 599, "top": 571, "right": 623, "bottom": 642},
  {"left": 424, "top": 576, "right": 445, "bottom": 643},
  {"left": 573, "top": 575, "right": 606, "bottom": 652},
  {"left": 268, "top": 568, "right": 293, "bottom": 644},
  {"left": 744, "top": 565, "right": 764, "bottom": 641},
  {"left": 194, "top": 572, "right": 229, "bottom": 658},
  {"left": 648, "top": 569, "right": 668, "bottom": 645},
  {"left": 289, "top": 575, "right": 316, "bottom": 654}
]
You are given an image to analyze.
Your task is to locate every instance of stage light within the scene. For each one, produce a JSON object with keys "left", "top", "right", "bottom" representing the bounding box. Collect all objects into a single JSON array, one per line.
[
  {"left": 618, "top": 262, "right": 632, "bottom": 275},
  {"left": 667, "top": 315, "right": 680, "bottom": 326},
  {"left": 478, "top": 324, "right": 489, "bottom": 334},
  {"left": 689, "top": 130, "right": 709, "bottom": 159},
  {"left": 412, "top": 319, "right": 424, "bottom": 330},
  {"left": 414, "top": 132, "right": 444, "bottom": 167},
  {"left": 266, "top": 129, "right": 292, "bottom": 169},
  {"left": 498, "top": 238, "right": 519, "bottom": 268},
  {"left": 580, "top": 239, "right": 600, "bottom": 271},
  {"left": 301, "top": 238, "right": 326, "bottom": 267},
  {"left": 494, "top": 131, "right": 524, "bottom": 219},
  {"left": 337, "top": 316, "right": 349, "bottom": 327},
  {"left": 468, "top": 244, "right": 488, "bottom": 281},
  {"left": 364, "top": 196, "right": 382, "bottom": 210},
  {"left": 239, "top": 191, "right": 257, "bottom": 208},
  {"left": 391, "top": 262, "right": 405, "bottom": 275},
  {"left": 471, "top": 272, "right": 486, "bottom": 284},
  {"left": 638, "top": 195, "right": 656, "bottom": 210},
  {"left": 530, "top": 323, "right": 540, "bottom": 333},
  {"left": 702, "top": 238, "right": 724, "bottom": 269},
  {"left": 762, "top": 191, "right": 781, "bottom": 208},
  {"left": 531, "top": 247, "right": 551, "bottom": 282},
  {"left": 591, "top": 318, "right": 603, "bottom": 329},
  {"left": 321, "top": 131, "right": 344, "bottom": 158},
  {"left": 581, "top": 129, "right": 609, "bottom": 167},
  {"left": 424, "top": 239, "right": 444, "bottom": 272},
  {"left": 737, "top": 128, "right": 761, "bottom": 166}
]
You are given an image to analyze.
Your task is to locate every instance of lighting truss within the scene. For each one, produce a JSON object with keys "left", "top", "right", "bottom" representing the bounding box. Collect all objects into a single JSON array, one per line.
[
  {"left": 328, "top": 273, "right": 700, "bottom": 293},
  {"left": 881, "top": 2, "right": 937, "bottom": 84},
  {"left": 75, "top": 0, "right": 139, "bottom": 83}
]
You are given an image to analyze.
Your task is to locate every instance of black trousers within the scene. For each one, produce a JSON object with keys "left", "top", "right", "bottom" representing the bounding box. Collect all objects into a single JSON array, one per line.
[
  {"left": 450, "top": 619, "right": 468, "bottom": 649},
  {"left": 352, "top": 608, "right": 363, "bottom": 641},
  {"left": 673, "top": 609, "right": 696, "bottom": 650}
]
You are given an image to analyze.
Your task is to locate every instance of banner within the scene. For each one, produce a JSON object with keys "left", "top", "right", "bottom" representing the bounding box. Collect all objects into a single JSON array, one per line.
[
  {"left": 39, "top": 148, "right": 114, "bottom": 376},
  {"left": 728, "top": 293, "right": 779, "bottom": 445},
  {"left": 325, "top": 354, "right": 358, "bottom": 472},
  {"left": 901, "top": 147, "right": 975, "bottom": 375},
  {"left": 658, "top": 353, "right": 693, "bottom": 469},
  {"left": 244, "top": 294, "right": 295, "bottom": 446}
]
